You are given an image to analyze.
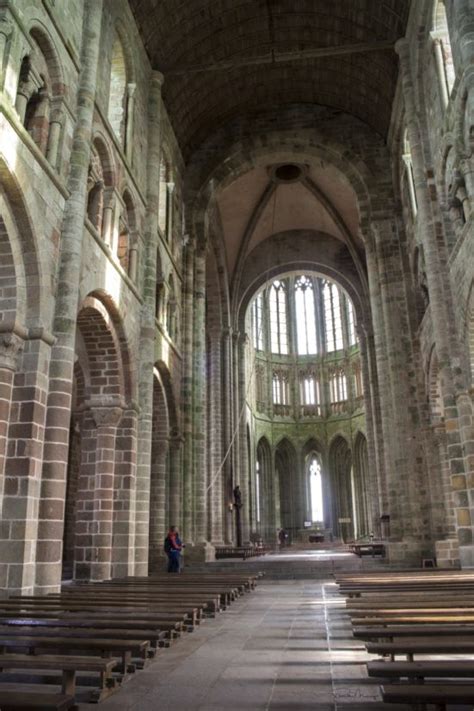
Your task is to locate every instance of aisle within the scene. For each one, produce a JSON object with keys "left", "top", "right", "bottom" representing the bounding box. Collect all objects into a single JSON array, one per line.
[{"left": 79, "top": 580, "right": 408, "bottom": 711}]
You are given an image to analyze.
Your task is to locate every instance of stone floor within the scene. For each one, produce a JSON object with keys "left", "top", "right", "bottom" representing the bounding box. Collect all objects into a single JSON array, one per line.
[{"left": 77, "top": 578, "right": 416, "bottom": 711}]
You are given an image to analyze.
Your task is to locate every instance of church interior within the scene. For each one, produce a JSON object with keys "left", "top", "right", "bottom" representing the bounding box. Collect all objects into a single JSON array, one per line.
[{"left": 1, "top": 0, "right": 474, "bottom": 708}]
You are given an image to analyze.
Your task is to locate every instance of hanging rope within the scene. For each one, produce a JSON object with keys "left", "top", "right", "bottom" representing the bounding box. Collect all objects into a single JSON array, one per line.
[{"left": 206, "top": 185, "right": 279, "bottom": 493}]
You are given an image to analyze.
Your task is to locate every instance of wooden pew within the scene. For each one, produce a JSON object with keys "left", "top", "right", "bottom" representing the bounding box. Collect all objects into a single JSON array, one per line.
[
  {"left": 0, "top": 691, "right": 74, "bottom": 710},
  {"left": 366, "top": 638, "right": 474, "bottom": 661},
  {"left": 368, "top": 659, "right": 474, "bottom": 680},
  {"left": 0, "top": 653, "right": 118, "bottom": 700},
  {"left": 0, "top": 634, "right": 150, "bottom": 673},
  {"left": 381, "top": 683, "right": 474, "bottom": 709}
]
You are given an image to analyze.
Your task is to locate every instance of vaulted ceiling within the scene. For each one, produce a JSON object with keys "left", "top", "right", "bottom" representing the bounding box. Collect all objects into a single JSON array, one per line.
[{"left": 130, "top": 0, "right": 411, "bottom": 160}]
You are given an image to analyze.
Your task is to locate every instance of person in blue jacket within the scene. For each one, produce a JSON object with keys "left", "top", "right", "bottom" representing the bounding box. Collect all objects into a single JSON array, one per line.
[{"left": 164, "top": 525, "right": 183, "bottom": 573}]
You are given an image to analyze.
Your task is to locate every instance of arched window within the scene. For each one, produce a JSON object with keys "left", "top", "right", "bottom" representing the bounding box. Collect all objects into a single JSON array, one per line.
[
  {"left": 166, "top": 275, "right": 176, "bottom": 338},
  {"left": 252, "top": 291, "right": 264, "bottom": 351},
  {"left": 433, "top": 0, "right": 455, "bottom": 110},
  {"left": 159, "top": 156, "right": 174, "bottom": 241},
  {"left": 295, "top": 276, "right": 317, "bottom": 354},
  {"left": 329, "top": 369, "right": 347, "bottom": 410},
  {"left": 403, "top": 128, "right": 418, "bottom": 218},
  {"left": 323, "top": 281, "right": 343, "bottom": 352},
  {"left": 347, "top": 299, "right": 357, "bottom": 345},
  {"left": 108, "top": 33, "right": 128, "bottom": 143},
  {"left": 269, "top": 280, "right": 288, "bottom": 354},
  {"left": 300, "top": 373, "right": 321, "bottom": 416},
  {"left": 309, "top": 455, "right": 324, "bottom": 522},
  {"left": 272, "top": 371, "right": 288, "bottom": 406}
]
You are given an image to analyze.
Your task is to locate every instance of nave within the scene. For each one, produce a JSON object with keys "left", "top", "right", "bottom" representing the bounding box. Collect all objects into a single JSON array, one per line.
[{"left": 76, "top": 576, "right": 404, "bottom": 711}]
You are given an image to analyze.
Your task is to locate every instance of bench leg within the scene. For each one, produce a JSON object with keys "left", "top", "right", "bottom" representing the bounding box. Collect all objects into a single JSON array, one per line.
[{"left": 61, "top": 669, "right": 76, "bottom": 696}]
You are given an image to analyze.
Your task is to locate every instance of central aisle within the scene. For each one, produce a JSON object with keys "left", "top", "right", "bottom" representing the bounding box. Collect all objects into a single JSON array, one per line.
[{"left": 79, "top": 580, "right": 409, "bottom": 711}]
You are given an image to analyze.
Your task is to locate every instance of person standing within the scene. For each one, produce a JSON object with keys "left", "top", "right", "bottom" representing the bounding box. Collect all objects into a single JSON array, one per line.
[{"left": 164, "top": 525, "right": 183, "bottom": 573}]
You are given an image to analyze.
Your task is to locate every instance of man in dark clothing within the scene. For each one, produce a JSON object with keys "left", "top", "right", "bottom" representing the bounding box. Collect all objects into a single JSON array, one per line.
[{"left": 164, "top": 525, "right": 183, "bottom": 573}]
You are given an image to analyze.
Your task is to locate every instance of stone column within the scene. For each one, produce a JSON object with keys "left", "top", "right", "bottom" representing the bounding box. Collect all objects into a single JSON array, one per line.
[
  {"left": 88, "top": 402, "right": 122, "bottom": 581},
  {"left": 35, "top": 0, "right": 104, "bottom": 594},
  {"left": 134, "top": 71, "right": 164, "bottom": 575},
  {"left": 111, "top": 404, "right": 138, "bottom": 578},
  {"left": 432, "top": 36, "right": 449, "bottom": 112},
  {"left": 0, "top": 19, "right": 13, "bottom": 90},
  {"left": 181, "top": 240, "right": 195, "bottom": 543},
  {"left": 397, "top": 38, "right": 470, "bottom": 565},
  {"left": 237, "top": 333, "right": 250, "bottom": 543},
  {"left": 208, "top": 334, "right": 224, "bottom": 544},
  {"left": 169, "top": 435, "right": 183, "bottom": 530},
  {"left": 358, "top": 329, "right": 382, "bottom": 533},
  {"left": 193, "top": 245, "right": 207, "bottom": 544},
  {"left": 125, "top": 82, "right": 136, "bottom": 162},
  {"left": 149, "top": 436, "right": 168, "bottom": 572},
  {"left": 0, "top": 331, "right": 23, "bottom": 511},
  {"left": 231, "top": 331, "right": 241, "bottom": 512},
  {"left": 222, "top": 328, "right": 234, "bottom": 543},
  {"left": 368, "top": 221, "right": 429, "bottom": 561}
]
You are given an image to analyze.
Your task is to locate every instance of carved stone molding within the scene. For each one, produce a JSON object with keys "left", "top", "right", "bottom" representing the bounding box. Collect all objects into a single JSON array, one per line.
[{"left": 0, "top": 332, "right": 24, "bottom": 371}]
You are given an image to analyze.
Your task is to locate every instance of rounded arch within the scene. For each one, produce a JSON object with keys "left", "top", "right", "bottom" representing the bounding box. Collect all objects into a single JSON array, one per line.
[
  {"left": 108, "top": 23, "right": 134, "bottom": 144},
  {"left": 77, "top": 290, "right": 134, "bottom": 403},
  {"left": 91, "top": 133, "right": 116, "bottom": 188},
  {"left": 28, "top": 22, "right": 64, "bottom": 98},
  {"left": 154, "top": 360, "right": 178, "bottom": 435},
  {"left": 0, "top": 159, "right": 42, "bottom": 326}
]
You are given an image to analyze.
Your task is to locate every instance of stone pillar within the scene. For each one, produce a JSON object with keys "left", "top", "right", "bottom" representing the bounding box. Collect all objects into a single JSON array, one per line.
[
  {"left": 0, "top": 332, "right": 23, "bottom": 511},
  {"left": 111, "top": 404, "right": 138, "bottom": 578},
  {"left": 231, "top": 331, "right": 241, "bottom": 515},
  {"left": 46, "top": 114, "right": 63, "bottom": 169},
  {"left": 134, "top": 71, "right": 164, "bottom": 575},
  {"left": 35, "top": 0, "right": 104, "bottom": 594},
  {"left": 149, "top": 436, "right": 168, "bottom": 572},
  {"left": 125, "top": 82, "right": 136, "bottom": 162},
  {"left": 368, "top": 221, "right": 429, "bottom": 562},
  {"left": 0, "top": 19, "right": 13, "bottom": 90},
  {"left": 358, "top": 329, "right": 382, "bottom": 533},
  {"left": 237, "top": 333, "right": 250, "bottom": 543},
  {"left": 432, "top": 36, "right": 449, "bottom": 112},
  {"left": 181, "top": 240, "right": 195, "bottom": 543},
  {"left": 397, "top": 38, "right": 472, "bottom": 565},
  {"left": 88, "top": 403, "right": 122, "bottom": 582},
  {"left": 222, "top": 328, "right": 234, "bottom": 544},
  {"left": 208, "top": 334, "right": 224, "bottom": 544},
  {"left": 193, "top": 245, "right": 207, "bottom": 543},
  {"left": 169, "top": 435, "right": 183, "bottom": 530}
]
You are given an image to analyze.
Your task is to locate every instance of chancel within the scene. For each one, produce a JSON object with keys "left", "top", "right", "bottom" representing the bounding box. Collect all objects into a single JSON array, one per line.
[{"left": 0, "top": 0, "right": 474, "bottom": 709}]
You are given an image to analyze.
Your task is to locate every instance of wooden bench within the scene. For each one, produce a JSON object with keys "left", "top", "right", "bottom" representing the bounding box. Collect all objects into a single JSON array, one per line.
[
  {"left": 368, "top": 659, "right": 474, "bottom": 680},
  {"left": 0, "top": 653, "right": 119, "bottom": 699},
  {"left": 0, "top": 634, "right": 150, "bottom": 673},
  {"left": 354, "top": 624, "right": 474, "bottom": 640},
  {"left": 381, "top": 683, "right": 474, "bottom": 709},
  {"left": 366, "top": 638, "right": 474, "bottom": 661},
  {"left": 0, "top": 691, "right": 74, "bottom": 710}
]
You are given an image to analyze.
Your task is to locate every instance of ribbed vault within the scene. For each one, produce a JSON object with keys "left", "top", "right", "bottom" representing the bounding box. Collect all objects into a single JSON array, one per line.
[{"left": 130, "top": 0, "right": 411, "bottom": 158}]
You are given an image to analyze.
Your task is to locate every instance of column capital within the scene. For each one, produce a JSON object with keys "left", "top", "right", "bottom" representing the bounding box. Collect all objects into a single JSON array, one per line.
[
  {"left": 0, "top": 331, "right": 24, "bottom": 371},
  {"left": 85, "top": 397, "right": 125, "bottom": 427},
  {"left": 0, "top": 17, "right": 13, "bottom": 39},
  {"left": 394, "top": 37, "right": 410, "bottom": 62},
  {"left": 127, "top": 81, "right": 137, "bottom": 98},
  {"left": 150, "top": 70, "right": 164, "bottom": 89}
]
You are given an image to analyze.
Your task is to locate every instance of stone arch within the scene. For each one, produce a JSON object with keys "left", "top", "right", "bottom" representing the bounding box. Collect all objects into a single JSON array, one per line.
[
  {"left": 0, "top": 159, "right": 42, "bottom": 326},
  {"left": 118, "top": 188, "right": 136, "bottom": 275},
  {"left": 16, "top": 24, "right": 64, "bottom": 157},
  {"left": 301, "top": 438, "right": 327, "bottom": 531},
  {"left": 185, "top": 113, "right": 390, "bottom": 250},
  {"left": 65, "top": 293, "right": 134, "bottom": 581},
  {"left": 328, "top": 434, "right": 353, "bottom": 541},
  {"left": 86, "top": 135, "right": 116, "bottom": 237}
]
